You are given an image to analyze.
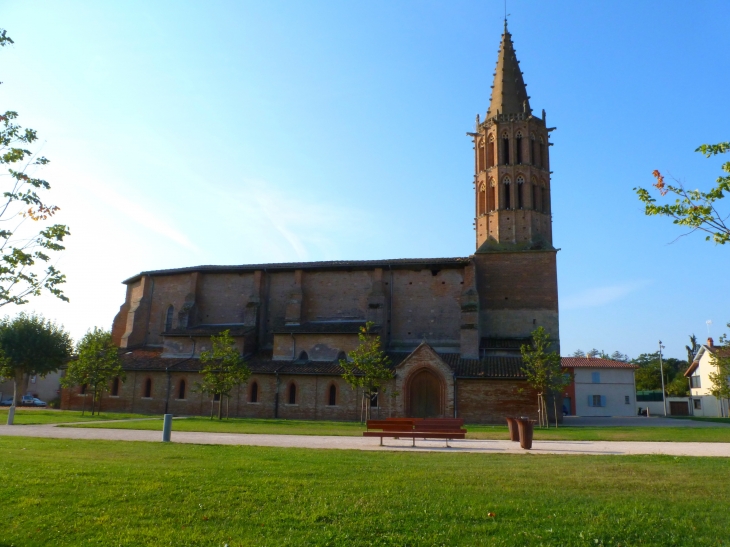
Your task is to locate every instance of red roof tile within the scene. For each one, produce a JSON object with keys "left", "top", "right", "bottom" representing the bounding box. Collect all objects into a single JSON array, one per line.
[{"left": 561, "top": 357, "right": 637, "bottom": 369}]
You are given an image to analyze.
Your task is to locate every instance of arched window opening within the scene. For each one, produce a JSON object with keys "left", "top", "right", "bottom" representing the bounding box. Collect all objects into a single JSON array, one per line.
[
  {"left": 288, "top": 383, "right": 297, "bottom": 405},
  {"left": 539, "top": 137, "right": 546, "bottom": 169},
  {"left": 487, "top": 134, "right": 495, "bottom": 168},
  {"left": 213, "top": 393, "right": 220, "bottom": 402},
  {"left": 489, "top": 179, "right": 497, "bottom": 212},
  {"left": 337, "top": 351, "right": 347, "bottom": 362},
  {"left": 297, "top": 351, "right": 308, "bottom": 362},
  {"left": 370, "top": 388, "right": 379, "bottom": 408},
  {"left": 144, "top": 378, "right": 152, "bottom": 398},
  {"left": 515, "top": 131, "right": 523, "bottom": 164},
  {"left": 328, "top": 384, "right": 337, "bottom": 406},
  {"left": 501, "top": 132, "right": 510, "bottom": 165},
  {"left": 516, "top": 176, "right": 525, "bottom": 209},
  {"left": 542, "top": 183, "right": 549, "bottom": 214},
  {"left": 530, "top": 133, "right": 536, "bottom": 165},
  {"left": 165, "top": 305, "right": 174, "bottom": 332},
  {"left": 80, "top": 383, "right": 87, "bottom": 395},
  {"left": 111, "top": 377, "right": 120, "bottom": 396},
  {"left": 178, "top": 379, "right": 186, "bottom": 400},
  {"left": 503, "top": 176, "right": 511, "bottom": 210},
  {"left": 250, "top": 381, "right": 258, "bottom": 403},
  {"left": 478, "top": 182, "right": 486, "bottom": 215}
]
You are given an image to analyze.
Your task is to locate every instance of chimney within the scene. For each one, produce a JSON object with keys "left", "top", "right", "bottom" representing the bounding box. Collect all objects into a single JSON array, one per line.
[{"left": 707, "top": 337, "right": 714, "bottom": 348}]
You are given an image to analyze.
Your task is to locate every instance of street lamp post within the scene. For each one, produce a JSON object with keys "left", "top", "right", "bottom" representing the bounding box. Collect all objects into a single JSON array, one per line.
[{"left": 659, "top": 341, "right": 667, "bottom": 416}]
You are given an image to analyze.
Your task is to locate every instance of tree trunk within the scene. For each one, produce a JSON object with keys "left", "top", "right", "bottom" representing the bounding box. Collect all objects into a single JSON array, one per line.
[
  {"left": 210, "top": 399, "right": 214, "bottom": 419},
  {"left": 98, "top": 390, "right": 103, "bottom": 415},
  {"left": 226, "top": 396, "right": 230, "bottom": 420},
  {"left": 218, "top": 395, "right": 223, "bottom": 420},
  {"left": 90, "top": 388, "right": 96, "bottom": 416},
  {"left": 81, "top": 391, "right": 86, "bottom": 417},
  {"left": 553, "top": 396, "right": 558, "bottom": 428}
]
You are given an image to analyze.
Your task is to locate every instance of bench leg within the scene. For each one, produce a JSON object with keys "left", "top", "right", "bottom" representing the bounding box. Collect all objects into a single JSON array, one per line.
[
  {"left": 446, "top": 439, "right": 450, "bottom": 448},
  {"left": 412, "top": 437, "right": 415, "bottom": 447},
  {"left": 380, "top": 436, "right": 383, "bottom": 446}
]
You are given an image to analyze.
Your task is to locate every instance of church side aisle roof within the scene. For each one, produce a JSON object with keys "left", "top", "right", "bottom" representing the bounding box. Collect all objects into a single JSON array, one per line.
[
  {"left": 118, "top": 347, "right": 527, "bottom": 379},
  {"left": 123, "top": 257, "right": 471, "bottom": 284}
]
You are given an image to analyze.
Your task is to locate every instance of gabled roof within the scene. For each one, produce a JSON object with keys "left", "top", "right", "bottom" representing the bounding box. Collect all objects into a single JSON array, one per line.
[
  {"left": 487, "top": 22, "right": 531, "bottom": 117},
  {"left": 561, "top": 357, "right": 637, "bottom": 369},
  {"left": 684, "top": 344, "right": 730, "bottom": 377}
]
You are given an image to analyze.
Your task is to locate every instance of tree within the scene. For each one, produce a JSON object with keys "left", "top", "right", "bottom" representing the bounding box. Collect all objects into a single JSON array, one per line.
[
  {"left": 520, "top": 327, "right": 563, "bottom": 428},
  {"left": 571, "top": 349, "right": 585, "bottom": 358},
  {"left": 0, "top": 313, "right": 72, "bottom": 409},
  {"left": 61, "top": 328, "right": 124, "bottom": 416},
  {"left": 339, "top": 321, "right": 393, "bottom": 422},
  {"left": 0, "top": 30, "right": 70, "bottom": 306},
  {"left": 707, "top": 324, "right": 730, "bottom": 417},
  {"left": 686, "top": 334, "right": 700, "bottom": 365},
  {"left": 635, "top": 141, "right": 730, "bottom": 245},
  {"left": 197, "top": 330, "right": 250, "bottom": 420}
]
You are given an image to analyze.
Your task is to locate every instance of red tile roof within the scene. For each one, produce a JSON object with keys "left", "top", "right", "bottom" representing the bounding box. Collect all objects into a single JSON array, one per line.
[{"left": 561, "top": 357, "right": 637, "bottom": 369}]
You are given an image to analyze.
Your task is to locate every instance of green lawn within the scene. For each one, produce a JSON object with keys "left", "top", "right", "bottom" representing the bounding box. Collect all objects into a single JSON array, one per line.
[
  {"left": 65, "top": 415, "right": 730, "bottom": 442},
  {"left": 1, "top": 437, "right": 729, "bottom": 546},
  {"left": 0, "top": 409, "right": 155, "bottom": 425}
]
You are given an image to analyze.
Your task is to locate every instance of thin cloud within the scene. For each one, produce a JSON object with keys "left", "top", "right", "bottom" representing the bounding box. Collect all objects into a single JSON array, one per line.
[{"left": 562, "top": 280, "right": 651, "bottom": 310}]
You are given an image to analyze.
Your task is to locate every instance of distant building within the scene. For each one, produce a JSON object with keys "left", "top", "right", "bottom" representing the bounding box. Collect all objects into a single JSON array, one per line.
[
  {"left": 0, "top": 371, "right": 62, "bottom": 404},
  {"left": 561, "top": 357, "right": 637, "bottom": 417},
  {"left": 685, "top": 338, "right": 730, "bottom": 417},
  {"left": 62, "top": 24, "right": 562, "bottom": 423}
]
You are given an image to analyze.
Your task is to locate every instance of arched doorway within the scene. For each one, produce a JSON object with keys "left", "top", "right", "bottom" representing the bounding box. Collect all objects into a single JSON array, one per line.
[{"left": 408, "top": 368, "right": 444, "bottom": 418}]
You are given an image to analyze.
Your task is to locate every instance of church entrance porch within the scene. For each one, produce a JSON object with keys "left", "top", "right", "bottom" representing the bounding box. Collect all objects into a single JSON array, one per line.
[{"left": 406, "top": 368, "right": 445, "bottom": 418}]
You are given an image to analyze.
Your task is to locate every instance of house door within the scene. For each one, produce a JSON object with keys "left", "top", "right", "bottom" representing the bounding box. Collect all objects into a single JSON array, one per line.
[{"left": 409, "top": 369, "right": 442, "bottom": 418}]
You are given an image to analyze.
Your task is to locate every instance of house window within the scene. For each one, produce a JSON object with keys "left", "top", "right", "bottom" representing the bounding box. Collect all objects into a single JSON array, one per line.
[
  {"left": 80, "top": 383, "right": 88, "bottom": 395},
  {"left": 624, "top": 395, "right": 630, "bottom": 405},
  {"left": 143, "top": 378, "right": 152, "bottom": 398},
  {"left": 694, "top": 399, "right": 702, "bottom": 410},
  {"left": 370, "top": 388, "right": 379, "bottom": 408},
  {"left": 165, "top": 305, "right": 174, "bottom": 332},
  {"left": 690, "top": 375, "right": 701, "bottom": 388},
  {"left": 591, "top": 372, "right": 600, "bottom": 383},
  {"left": 328, "top": 384, "right": 337, "bottom": 406},
  {"left": 178, "top": 379, "right": 186, "bottom": 400},
  {"left": 30, "top": 375, "right": 37, "bottom": 384},
  {"left": 589, "top": 395, "right": 605, "bottom": 407},
  {"left": 111, "top": 377, "right": 120, "bottom": 396},
  {"left": 288, "top": 383, "right": 297, "bottom": 405},
  {"left": 250, "top": 381, "right": 258, "bottom": 403},
  {"left": 213, "top": 393, "right": 220, "bottom": 402}
]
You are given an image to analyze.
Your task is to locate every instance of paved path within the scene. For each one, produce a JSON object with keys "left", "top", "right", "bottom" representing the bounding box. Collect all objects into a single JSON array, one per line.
[
  {"left": 2, "top": 424, "right": 729, "bottom": 457},
  {"left": 563, "top": 416, "right": 730, "bottom": 428}
]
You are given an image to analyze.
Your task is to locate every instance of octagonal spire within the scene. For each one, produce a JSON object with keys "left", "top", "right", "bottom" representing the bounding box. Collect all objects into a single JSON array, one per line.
[{"left": 487, "top": 23, "right": 531, "bottom": 117}]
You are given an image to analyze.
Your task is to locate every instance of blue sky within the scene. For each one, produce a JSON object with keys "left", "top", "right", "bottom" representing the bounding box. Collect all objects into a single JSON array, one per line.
[{"left": 1, "top": 0, "right": 729, "bottom": 359}]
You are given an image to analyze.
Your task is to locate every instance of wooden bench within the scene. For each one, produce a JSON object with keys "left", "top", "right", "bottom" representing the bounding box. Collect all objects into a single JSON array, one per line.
[{"left": 364, "top": 418, "right": 466, "bottom": 447}]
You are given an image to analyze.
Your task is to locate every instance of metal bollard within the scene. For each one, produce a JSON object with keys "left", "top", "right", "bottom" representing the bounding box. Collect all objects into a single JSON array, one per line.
[
  {"left": 7, "top": 405, "right": 15, "bottom": 425},
  {"left": 162, "top": 413, "right": 173, "bottom": 442}
]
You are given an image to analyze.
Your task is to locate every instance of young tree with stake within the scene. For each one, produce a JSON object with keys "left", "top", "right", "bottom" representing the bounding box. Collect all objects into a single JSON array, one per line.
[
  {"left": 520, "top": 326, "right": 562, "bottom": 428},
  {"left": 61, "top": 328, "right": 124, "bottom": 416},
  {"left": 197, "top": 330, "right": 250, "bottom": 420},
  {"left": 339, "top": 321, "right": 393, "bottom": 422}
]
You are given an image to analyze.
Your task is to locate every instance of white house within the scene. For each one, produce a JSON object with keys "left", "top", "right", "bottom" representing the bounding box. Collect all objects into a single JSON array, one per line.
[
  {"left": 684, "top": 338, "right": 730, "bottom": 417},
  {"left": 561, "top": 357, "right": 638, "bottom": 417}
]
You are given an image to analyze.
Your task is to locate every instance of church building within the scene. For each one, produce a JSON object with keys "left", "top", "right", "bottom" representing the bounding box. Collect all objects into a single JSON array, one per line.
[{"left": 62, "top": 24, "right": 560, "bottom": 423}]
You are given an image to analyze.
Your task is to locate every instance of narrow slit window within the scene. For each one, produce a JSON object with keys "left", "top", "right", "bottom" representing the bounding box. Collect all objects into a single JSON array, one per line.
[
  {"left": 515, "top": 131, "right": 523, "bottom": 164},
  {"left": 165, "top": 305, "right": 174, "bottom": 332},
  {"left": 487, "top": 135, "right": 495, "bottom": 167},
  {"left": 516, "top": 176, "right": 525, "bottom": 209},
  {"left": 250, "top": 381, "right": 258, "bottom": 403},
  {"left": 111, "top": 377, "right": 120, "bottom": 396},
  {"left": 144, "top": 378, "right": 152, "bottom": 398},
  {"left": 503, "top": 177, "right": 511, "bottom": 210},
  {"left": 328, "top": 384, "right": 337, "bottom": 406},
  {"left": 370, "top": 388, "right": 379, "bottom": 408},
  {"left": 502, "top": 134, "right": 510, "bottom": 165},
  {"left": 288, "top": 383, "right": 297, "bottom": 405},
  {"left": 178, "top": 379, "right": 186, "bottom": 400}
]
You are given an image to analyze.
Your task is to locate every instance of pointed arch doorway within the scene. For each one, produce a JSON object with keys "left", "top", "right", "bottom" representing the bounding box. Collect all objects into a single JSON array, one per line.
[{"left": 407, "top": 368, "right": 444, "bottom": 418}]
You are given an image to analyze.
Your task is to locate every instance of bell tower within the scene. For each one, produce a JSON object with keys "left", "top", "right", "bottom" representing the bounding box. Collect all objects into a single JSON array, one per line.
[{"left": 470, "top": 22, "right": 554, "bottom": 251}]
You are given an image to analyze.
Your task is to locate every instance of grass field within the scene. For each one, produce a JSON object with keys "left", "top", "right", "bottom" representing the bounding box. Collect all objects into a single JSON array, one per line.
[
  {"left": 0, "top": 409, "right": 154, "bottom": 425},
  {"left": 64, "top": 415, "right": 730, "bottom": 442},
  {"left": 1, "top": 436, "right": 729, "bottom": 546}
]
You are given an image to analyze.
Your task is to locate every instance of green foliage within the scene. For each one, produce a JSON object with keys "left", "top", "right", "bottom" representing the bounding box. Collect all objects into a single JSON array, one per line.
[
  {"left": 61, "top": 328, "right": 124, "bottom": 415},
  {"left": 665, "top": 375, "right": 690, "bottom": 397},
  {"left": 635, "top": 140, "right": 730, "bottom": 244},
  {"left": 339, "top": 321, "right": 393, "bottom": 420},
  {"left": 632, "top": 352, "right": 688, "bottom": 393},
  {"left": 0, "top": 30, "right": 70, "bottom": 306},
  {"left": 0, "top": 312, "right": 72, "bottom": 404},
  {"left": 520, "top": 327, "right": 564, "bottom": 427},
  {"left": 197, "top": 330, "right": 250, "bottom": 419}
]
